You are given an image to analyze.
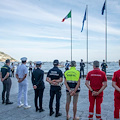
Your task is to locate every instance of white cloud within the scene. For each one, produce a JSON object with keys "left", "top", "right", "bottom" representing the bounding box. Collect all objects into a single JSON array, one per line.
[{"left": 0, "top": 0, "right": 120, "bottom": 61}]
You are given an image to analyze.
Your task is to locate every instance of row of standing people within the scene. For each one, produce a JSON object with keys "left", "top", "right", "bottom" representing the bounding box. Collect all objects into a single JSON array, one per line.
[
  {"left": 5, "top": 59, "right": 108, "bottom": 79},
  {"left": 0, "top": 58, "right": 119, "bottom": 120},
  {"left": 65, "top": 59, "right": 108, "bottom": 79}
]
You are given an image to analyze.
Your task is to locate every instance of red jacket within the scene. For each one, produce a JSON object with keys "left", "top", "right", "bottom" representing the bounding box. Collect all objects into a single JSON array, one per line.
[
  {"left": 112, "top": 70, "right": 120, "bottom": 97},
  {"left": 86, "top": 68, "right": 107, "bottom": 96}
]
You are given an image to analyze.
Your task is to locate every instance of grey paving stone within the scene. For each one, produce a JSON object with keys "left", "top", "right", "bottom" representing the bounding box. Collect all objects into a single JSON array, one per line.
[{"left": 0, "top": 76, "right": 116, "bottom": 120}]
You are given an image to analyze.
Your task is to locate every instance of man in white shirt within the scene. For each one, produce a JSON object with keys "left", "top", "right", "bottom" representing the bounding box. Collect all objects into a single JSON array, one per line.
[{"left": 16, "top": 57, "right": 31, "bottom": 109}]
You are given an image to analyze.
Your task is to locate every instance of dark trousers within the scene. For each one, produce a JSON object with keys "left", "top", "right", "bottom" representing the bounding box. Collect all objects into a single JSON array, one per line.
[
  {"left": 34, "top": 89, "right": 44, "bottom": 109},
  {"left": 11, "top": 70, "right": 14, "bottom": 77},
  {"left": 2, "top": 78, "right": 12, "bottom": 102},
  {"left": 29, "top": 68, "right": 32, "bottom": 76},
  {"left": 49, "top": 89, "right": 61, "bottom": 114},
  {"left": 80, "top": 69, "right": 84, "bottom": 78},
  {"left": 65, "top": 68, "right": 69, "bottom": 71}
]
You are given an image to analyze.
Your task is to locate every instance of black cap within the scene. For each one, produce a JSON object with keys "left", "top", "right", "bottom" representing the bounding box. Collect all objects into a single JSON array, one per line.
[
  {"left": 71, "top": 61, "right": 76, "bottom": 67},
  {"left": 93, "top": 60, "right": 99, "bottom": 67},
  {"left": 53, "top": 59, "right": 59, "bottom": 65},
  {"left": 5, "top": 59, "right": 10, "bottom": 63}
]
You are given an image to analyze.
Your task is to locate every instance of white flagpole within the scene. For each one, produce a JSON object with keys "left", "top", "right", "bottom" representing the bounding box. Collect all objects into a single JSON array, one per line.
[
  {"left": 105, "top": 0, "right": 107, "bottom": 63},
  {"left": 86, "top": 5, "right": 88, "bottom": 73},
  {"left": 71, "top": 10, "right": 72, "bottom": 62}
]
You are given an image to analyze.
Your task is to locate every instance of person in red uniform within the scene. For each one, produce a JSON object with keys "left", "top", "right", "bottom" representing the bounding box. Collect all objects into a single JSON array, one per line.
[
  {"left": 112, "top": 60, "right": 120, "bottom": 119},
  {"left": 85, "top": 60, "right": 107, "bottom": 120}
]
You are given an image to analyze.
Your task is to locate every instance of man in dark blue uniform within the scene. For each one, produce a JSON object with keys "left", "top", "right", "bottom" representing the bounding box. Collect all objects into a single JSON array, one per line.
[
  {"left": 0, "top": 59, "right": 13, "bottom": 104},
  {"left": 46, "top": 59, "right": 63, "bottom": 117},
  {"left": 80, "top": 59, "right": 85, "bottom": 79},
  {"left": 101, "top": 60, "right": 108, "bottom": 74},
  {"left": 32, "top": 61, "right": 45, "bottom": 112},
  {"left": 65, "top": 60, "right": 70, "bottom": 71}
]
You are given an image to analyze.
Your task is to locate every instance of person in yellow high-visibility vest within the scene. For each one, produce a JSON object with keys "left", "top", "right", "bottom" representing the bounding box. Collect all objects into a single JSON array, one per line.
[{"left": 64, "top": 61, "right": 80, "bottom": 120}]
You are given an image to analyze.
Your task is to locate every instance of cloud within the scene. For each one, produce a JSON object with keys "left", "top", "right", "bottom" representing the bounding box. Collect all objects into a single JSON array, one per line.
[{"left": 0, "top": 0, "right": 120, "bottom": 61}]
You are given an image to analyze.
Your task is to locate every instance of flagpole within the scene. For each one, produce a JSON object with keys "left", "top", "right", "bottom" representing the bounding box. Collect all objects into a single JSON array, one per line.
[
  {"left": 86, "top": 5, "right": 88, "bottom": 74},
  {"left": 105, "top": 0, "right": 107, "bottom": 63},
  {"left": 71, "top": 10, "right": 72, "bottom": 61}
]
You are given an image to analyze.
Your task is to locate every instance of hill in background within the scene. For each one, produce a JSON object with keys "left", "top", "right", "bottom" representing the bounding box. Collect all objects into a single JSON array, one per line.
[{"left": 0, "top": 51, "right": 17, "bottom": 62}]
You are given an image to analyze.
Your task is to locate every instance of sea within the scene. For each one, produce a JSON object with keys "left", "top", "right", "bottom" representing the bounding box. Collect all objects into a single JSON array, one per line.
[{"left": 0, "top": 61, "right": 119, "bottom": 76}]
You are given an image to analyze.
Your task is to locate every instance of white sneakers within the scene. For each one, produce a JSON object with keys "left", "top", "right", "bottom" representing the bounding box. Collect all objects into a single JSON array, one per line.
[
  {"left": 17, "top": 104, "right": 24, "bottom": 108},
  {"left": 17, "top": 104, "right": 31, "bottom": 109},
  {"left": 24, "top": 105, "right": 31, "bottom": 109}
]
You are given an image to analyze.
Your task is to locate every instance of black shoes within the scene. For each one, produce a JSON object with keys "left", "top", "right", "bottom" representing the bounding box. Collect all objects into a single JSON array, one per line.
[
  {"left": 55, "top": 113, "right": 62, "bottom": 117},
  {"left": 6, "top": 102, "right": 13, "bottom": 105},
  {"left": 36, "top": 107, "right": 39, "bottom": 112},
  {"left": 2, "top": 100, "right": 5, "bottom": 104},
  {"left": 50, "top": 111, "right": 54, "bottom": 116},
  {"left": 36, "top": 108, "right": 45, "bottom": 112},
  {"left": 50, "top": 111, "right": 62, "bottom": 117},
  {"left": 39, "top": 108, "right": 45, "bottom": 112},
  {"left": 2, "top": 100, "right": 13, "bottom": 105}
]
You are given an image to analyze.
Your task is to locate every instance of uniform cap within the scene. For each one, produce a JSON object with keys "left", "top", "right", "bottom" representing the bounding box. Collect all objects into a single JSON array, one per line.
[
  {"left": 21, "top": 57, "right": 27, "bottom": 61},
  {"left": 53, "top": 59, "right": 59, "bottom": 65},
  {"left": 93, "top": 60, "right": 99, "bottom": 67},
  {"left": 71, "top": 61, "right": 76, "bottom": 67},
  {"left": 36, "top": 61, "right": 42, "bottom": 65},
  {"left": 5, "top": 59, "right": 10, "bottom": 63}
]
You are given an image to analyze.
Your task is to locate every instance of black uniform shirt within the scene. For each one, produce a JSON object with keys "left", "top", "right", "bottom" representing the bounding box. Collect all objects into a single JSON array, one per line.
[
  {"left": 32, "top": 68, "right": 45, "bottom": 89},
  {"left": 80, "top": 62, "right": 85, "bottom": 70},
  {"left": 1, "top": 65, "right": 10, "bottom": 79},
  {"left": 101, "top": 63, "right": 107, "bottom": 72},
  {"left": 47, "top": 66, "right": 63, "bottom": 91}
]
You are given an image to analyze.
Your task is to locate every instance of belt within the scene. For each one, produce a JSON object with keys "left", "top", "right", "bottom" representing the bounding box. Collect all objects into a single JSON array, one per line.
[
  {"left": 51, "top": 84, "right": 60, "bottom": 86},
  {"left": 51, "top": 82, "right": 63, "bottom": 87}
]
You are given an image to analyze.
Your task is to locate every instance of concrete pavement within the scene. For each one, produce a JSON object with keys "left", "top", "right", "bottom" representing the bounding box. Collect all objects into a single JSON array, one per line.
[{"left": 0, "top": 75, "right": 115, "bottom": 120}]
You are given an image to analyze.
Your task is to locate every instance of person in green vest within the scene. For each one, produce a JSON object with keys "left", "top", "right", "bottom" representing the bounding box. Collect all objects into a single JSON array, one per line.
[{"left": 64, "top": 61, "right": 80, "bottom": 120}]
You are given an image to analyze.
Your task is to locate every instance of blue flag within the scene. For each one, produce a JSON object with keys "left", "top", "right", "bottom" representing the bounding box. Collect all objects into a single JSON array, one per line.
[
  {"left": 102, "top": 1, "right": 106, "bottom": 15},
  {"left": 81, "top": 8, "right": 87, "bottom": 32}
]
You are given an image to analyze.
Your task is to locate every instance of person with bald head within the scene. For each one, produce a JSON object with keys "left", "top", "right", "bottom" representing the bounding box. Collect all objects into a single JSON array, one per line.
[{"left": 85, "top": 60, "right": 107, "bottom": 120}]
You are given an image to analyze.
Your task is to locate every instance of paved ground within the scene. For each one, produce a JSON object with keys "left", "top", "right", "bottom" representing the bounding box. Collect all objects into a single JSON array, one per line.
[{"left": 0, "top": 75, "right": 116, "bottom": 120}]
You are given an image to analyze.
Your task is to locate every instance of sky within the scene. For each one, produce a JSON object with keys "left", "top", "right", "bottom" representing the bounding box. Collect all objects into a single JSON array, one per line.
[{"left": 0, "top": 0, "right": 120, "bottom": 62}]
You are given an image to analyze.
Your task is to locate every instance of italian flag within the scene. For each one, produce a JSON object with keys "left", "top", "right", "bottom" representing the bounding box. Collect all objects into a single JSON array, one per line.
[{"left": 62, "top": 11, "right": 71, "bottom": 22}]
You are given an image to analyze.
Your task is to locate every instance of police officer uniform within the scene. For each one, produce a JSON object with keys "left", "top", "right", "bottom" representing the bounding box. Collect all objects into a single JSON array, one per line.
[
  {"left": 80, "top": 59, "right": 85, "bottom": 79},
  {"left": 16, "top": 57, "right": 31, "bottom": 109},
  {"left": 86, "top": 61, "right": 107, "bottom": 120},
  {"left": 32, "top": 61, "right": 45, "bottom": 112},
  {"left": 101, "top": 60, "right": 108, "bottom": 73},
  {"left": 65, "top": 60, "right": 70, "bottom": 71},
  {"left": 47, "top": 60, "right": 63, "bottom": 117},
  {"left": 0, "top": 59, "right": 13, "bottom": 104},
  {"left": 112, "top": 68, "right": 120, "bottom": 119}
]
